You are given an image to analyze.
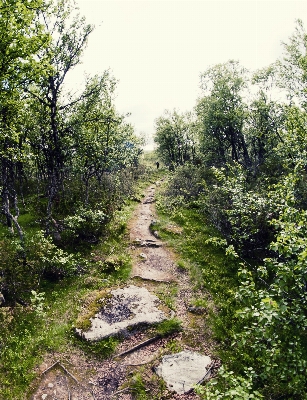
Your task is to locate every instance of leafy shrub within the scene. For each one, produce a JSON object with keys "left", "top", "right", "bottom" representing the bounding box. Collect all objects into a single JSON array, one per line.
[
  {"left": 26, "top": 231, "right": 83, "bottom": 279},
  {"left": 206, "top": 173, "right": 307, "bottom": 399},
  {"left": 198, "top": 165, "right": 275, "bottom": 257},
  {"left": 62, "top": 206, "right": 108, "bottom": 243},
  {"left": 164, "top": 164, "right": 205, "bottom": 202},
  {"left": 196, "top": 366, "right": 263, "bottom": 399},
  {"left": 0, "top": 231, "right": 83, "bottom": 301}
]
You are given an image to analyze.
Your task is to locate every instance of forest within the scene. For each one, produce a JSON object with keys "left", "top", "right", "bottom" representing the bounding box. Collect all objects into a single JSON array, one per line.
[{"left": 1, "top": 0, "right": 307, "bottom": 398}]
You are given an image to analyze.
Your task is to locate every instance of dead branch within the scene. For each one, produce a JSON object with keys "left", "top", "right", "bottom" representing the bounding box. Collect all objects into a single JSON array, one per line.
[
  {"left": 58, "top": 362, "right": 79, "bottom": 384},
  {"left": 41, "top": 360, "right": 60, "bottom": 375},
  {"left": 40, "top": 360, "right": 79, "bottom": 384},
  {"left": 112, "top": 387, "right": 131, "bottom": 396},
  {"left": 115, "top": 335, "right": 162, "bottom": 358}
]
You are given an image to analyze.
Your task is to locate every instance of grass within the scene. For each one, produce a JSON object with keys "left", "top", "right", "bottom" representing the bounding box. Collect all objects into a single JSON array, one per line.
[
  {"left": 154, "top": 318, "right": 182, "bottom": 337},
  {"left": 0, "top": 274, "right": 93, "bottom": 398},
  {"left": 153, "top": 180, "right": 241, "bottom": 360},
  {"left": 155, "top": 282, "right": 178, "bottom": 310},
  {"left": 127, "top": 367, "right": 167, "bottom": 400},
  {"left": 154, "top": 205, "right": 239, "bottom": 298}
]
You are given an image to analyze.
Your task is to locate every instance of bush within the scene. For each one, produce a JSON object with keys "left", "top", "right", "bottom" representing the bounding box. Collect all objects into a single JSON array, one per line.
[
  {"left": 62, "top": 206, "right": 108, "bottom": 244},
  {"left": 164, "top": 164, "right": 205, "bottom": 202},
  {"left": 196, "top": 366, "right": 263, "bottom": 399},
  {"left": 198, "top": 165, "right": 275, "bottom": 258},
  {"left": 0, "top": 231, "right": 84, "bottom": 301}
]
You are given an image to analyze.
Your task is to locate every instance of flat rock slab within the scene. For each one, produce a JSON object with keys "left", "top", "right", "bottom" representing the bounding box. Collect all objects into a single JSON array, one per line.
[
  {"left": 76, "top": 285, "right": 167, "bottom": 341},
  {"left": 132, "top": 265, "right": 174, "bottom": 282},
  {"left": 155, "top": 351, "right": 212, "bottom": 394}
]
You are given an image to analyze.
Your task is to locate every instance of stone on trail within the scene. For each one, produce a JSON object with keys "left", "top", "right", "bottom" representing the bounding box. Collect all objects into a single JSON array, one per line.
[
  {"left": 132, "top": 264, "right": 174, "bottom": 282},
  {"left": 139, "top": 252, "right": 147, "bottom": 260},
  {"left": 155, "top": 350, "right": 212, "bottom": 394},
  {"left": 133, "top": 238, "right": 163, "bottom": 248},
  {"left": 76, "top": 285, "right": 167, "bottom": 341}
]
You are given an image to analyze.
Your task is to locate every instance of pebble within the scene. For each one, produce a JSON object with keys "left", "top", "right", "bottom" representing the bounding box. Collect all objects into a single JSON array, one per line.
[{"left": 139, "top": 253, "right": 147, "bottom": 260}]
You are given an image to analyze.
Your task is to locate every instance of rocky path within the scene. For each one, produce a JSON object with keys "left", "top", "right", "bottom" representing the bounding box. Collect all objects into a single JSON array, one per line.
[{"left": 32, "top": 183, "right": 214, "bottom": 400}]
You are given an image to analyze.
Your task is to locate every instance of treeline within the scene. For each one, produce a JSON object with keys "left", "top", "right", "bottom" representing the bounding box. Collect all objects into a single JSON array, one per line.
[
  {"left": 0, "top": 1, "right": 142, "bottom": 300},
  {"left": 155, "top": 20, "right": 307, "bottom": 399}
]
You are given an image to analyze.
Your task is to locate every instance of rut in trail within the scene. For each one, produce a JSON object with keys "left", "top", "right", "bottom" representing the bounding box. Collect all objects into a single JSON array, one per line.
[{"left": 32, "top": 182, "right": 215, "bottom": 400}]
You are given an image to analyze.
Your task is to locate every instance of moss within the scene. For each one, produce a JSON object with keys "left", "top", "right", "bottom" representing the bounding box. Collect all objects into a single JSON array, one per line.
[{"left": 75, "top": 290, "right": 112, "bottom": 331}]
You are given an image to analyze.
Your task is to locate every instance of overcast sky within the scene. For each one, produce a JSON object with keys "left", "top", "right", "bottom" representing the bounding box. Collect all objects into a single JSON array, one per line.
[{"left": 67, "top": 1, "right": 307, "bottom": 145}]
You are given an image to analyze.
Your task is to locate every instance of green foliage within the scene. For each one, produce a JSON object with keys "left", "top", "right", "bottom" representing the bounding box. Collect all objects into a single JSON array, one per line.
[
  {"left": 199, "top": 165, "right": 274, "bottom": 256},
  {"left": 276, "top": 19, "right": 307, "bottom": 107},
  {"left": 62, "top": 206, "right": 108, "bottom": 243},
  {"left": 153, "top": 21, "right": 307, "bottom": 400},
  {"left": 196, "top": 60, "right": 250, "bottom": 169},
  {"left": 74, "top": 336, "right": 120, "bottom": 359},
  {"left": 0, "top": 166, "right": 140, "bottom": 398},
  {"left": 26, "top": 230, "right": 84, "bottom": 278},
  {"left": 30, "top": 290, "right": 45, "bottom": 315},
  {"left": 226, "top": 173, "right": 307, "bottom": 397},
  {"left": 0, "top": 230, "right": 84, "bottom": 301},
  {"left": 154, "top": 109, "right": 199, "bottom": 168},
  {"left": 164, "top": 164, "right": 205, "bottom": 202},
  {"left": 0, "top": 0, "right": 50, "bottom": 241},
  {"left": 0, "top": 276, "right": 85, "bottom": 399},
  {"left": 129, "top": 372, "right": 149, "bottom": 399},
  {"left": 195, "top": 366, "right": 263, "bottom": 399},
  {"left": 157, "top": 158, "right": 307, "bottom": 398}
]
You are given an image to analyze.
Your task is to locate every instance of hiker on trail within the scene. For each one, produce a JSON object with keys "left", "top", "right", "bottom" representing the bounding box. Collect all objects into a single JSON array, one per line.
[{"left": 156, "top": 161, "right": 159, "bottom": 169}]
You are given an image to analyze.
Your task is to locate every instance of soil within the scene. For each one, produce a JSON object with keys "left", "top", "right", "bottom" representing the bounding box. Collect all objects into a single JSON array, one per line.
[{"left": 31, "top": 182, "right": 217, "bottom": 400}]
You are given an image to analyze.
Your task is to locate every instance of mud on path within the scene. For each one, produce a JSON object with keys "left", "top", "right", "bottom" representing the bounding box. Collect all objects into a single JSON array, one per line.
[{"left": 31, "top": 182, "right": 215, "bottom": 400}]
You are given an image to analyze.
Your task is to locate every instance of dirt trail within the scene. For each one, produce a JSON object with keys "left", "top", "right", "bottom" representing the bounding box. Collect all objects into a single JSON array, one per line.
[
  {"left": 129, "top": 184, "right": 176, "bottom": 284},
  {"left": 31, "top": 182, "right": 213, "bottom": 400}
]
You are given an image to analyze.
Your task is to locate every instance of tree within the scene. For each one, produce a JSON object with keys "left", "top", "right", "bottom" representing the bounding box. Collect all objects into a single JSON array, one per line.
[
  {"left": 27, "top": 0, "right": 98, "bottom": 231},
  {"left": 0, "top": 0, "right": 50, "bottom": 239},
  {"left": 277, "top": 19, "right": 307, "bottom": 108},
  {"left": 154, "top": 110, "right": 198, "bottom": 168},
  {"left": 196, "top": 60, "right": 251, "bottom": 169},
  {"left": 71, "top": 73, "right": 143, "bottom": 205},
  {"left": 246, "top": 90, "right": 285, "bottom": 176}
]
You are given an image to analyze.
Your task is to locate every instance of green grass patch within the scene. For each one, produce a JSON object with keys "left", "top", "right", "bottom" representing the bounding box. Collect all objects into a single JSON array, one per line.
[
  {"left": 154, "top": 206, "right": 239, "bottom": 298},
  {"left": 155, "top": 283, "right": 178, "bottom": 310},
  {"left": 154, "top": 318, "right": 182, "bottom": 337},
  {"left": 73, "top": 335, "right": 120, "bottom": 359},
  {"left": 127, "top": 367, "right": 167, "bottom": 400}
]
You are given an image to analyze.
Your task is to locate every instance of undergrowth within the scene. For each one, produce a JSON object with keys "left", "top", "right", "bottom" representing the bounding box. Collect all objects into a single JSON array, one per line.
[
  {"left": 154, "top": 176, "right": 241, "bottom": 363},
  {"left": 0, "top": 163, "right": 164, "bottom": 400}
]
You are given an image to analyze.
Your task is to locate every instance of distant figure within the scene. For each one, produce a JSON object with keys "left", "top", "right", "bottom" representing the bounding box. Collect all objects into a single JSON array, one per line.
[{"left": 156, "top": 161, "right": 159, "bottom": 169}]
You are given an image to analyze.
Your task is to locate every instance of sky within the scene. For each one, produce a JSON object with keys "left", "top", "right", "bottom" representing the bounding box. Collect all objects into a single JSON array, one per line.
[{"left": 66, "top": 0, "right": 307, "bottom": 148}]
